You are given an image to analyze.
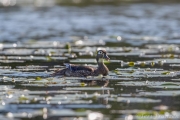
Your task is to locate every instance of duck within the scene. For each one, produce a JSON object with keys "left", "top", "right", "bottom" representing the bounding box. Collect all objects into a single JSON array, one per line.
[{"left": 52, "top": 50, "right": 110, "bottom": 77}]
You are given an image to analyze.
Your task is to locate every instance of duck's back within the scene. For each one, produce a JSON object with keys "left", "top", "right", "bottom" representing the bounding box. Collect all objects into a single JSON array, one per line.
[
  {"left": 52, "top": 64, "right": 95, "bottom": 77},
  {"left": 69, "top": 64, "right": 94, "bottom": 72}
]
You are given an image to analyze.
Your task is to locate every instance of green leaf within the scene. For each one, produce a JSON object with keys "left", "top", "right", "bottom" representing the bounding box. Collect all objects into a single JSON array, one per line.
[{"left": 35, "top": 77, "right": 42, "bottom": 80}]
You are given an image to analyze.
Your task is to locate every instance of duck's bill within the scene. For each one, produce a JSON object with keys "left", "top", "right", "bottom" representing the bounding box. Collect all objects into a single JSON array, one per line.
[
  {"left": 106, "top": 58, "right": 110, "bottom": 61},
  {"left": 104, "top": 55, "right": 110, "bottom": 61}
]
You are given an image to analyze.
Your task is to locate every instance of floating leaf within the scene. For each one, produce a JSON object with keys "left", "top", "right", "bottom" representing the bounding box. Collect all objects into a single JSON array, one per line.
[
  {"left": 35, "top": 77, "right": 42, "bottom": 81},
  {"left": 161, "top": 71, "right": 170, "bottom": 75},
  {"left": 80, "top": 83, "right": 86, "bottom": 87},
  {"left": 161, "top": 83, "right": 179, "bottom": 86},
  {"left": 151, "top": 62, "right": 155, "bottom": 66},
  {"left": 18, "top": 95, "right": 29, "bottom": 102},
  {"left": 46, "top": 56, "right": 53, "bottom": 61},
  {"left": 128, "top": 62, "right": 135, "bottom": 67}
]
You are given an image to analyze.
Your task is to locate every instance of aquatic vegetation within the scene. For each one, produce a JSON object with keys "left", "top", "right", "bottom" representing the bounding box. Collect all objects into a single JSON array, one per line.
[
  {"left": 0, "top": 37, "right": 180, "bottom": 119},
  {"left": 108, "top": 97, "right": 161, "bottom": 103}
]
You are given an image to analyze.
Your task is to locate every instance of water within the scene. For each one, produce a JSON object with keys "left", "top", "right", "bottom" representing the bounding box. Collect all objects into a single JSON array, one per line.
[
  {"left": 1, "top": 4, "right": 180, "bottom": 42},
  {"left": 0, "top": 2, "right": 180, "bottom": 120}
]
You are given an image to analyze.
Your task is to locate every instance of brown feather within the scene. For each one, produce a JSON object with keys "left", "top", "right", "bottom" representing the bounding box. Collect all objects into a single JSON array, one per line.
[{"left": 52, "top": 50, "right": 109, "bottom": 77}]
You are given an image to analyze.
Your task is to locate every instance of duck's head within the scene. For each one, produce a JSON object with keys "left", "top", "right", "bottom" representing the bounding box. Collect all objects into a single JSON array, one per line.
[{"left": 96, "top": 50, "right": 110, "bottom": 62}]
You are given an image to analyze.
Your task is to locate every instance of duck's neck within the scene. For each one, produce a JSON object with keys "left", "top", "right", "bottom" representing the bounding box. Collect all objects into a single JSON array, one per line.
[
  {"left": 98, "top": 58, "right": 104, "bottom": 65},
  {"left": 97, "top": 58, "right": 109, "bottom": 76}
]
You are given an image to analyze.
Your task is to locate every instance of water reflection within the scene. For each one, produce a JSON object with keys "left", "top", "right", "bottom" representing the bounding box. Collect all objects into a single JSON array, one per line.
[{"left": 86, "top": 79, "right": 109, "bottom": 87}]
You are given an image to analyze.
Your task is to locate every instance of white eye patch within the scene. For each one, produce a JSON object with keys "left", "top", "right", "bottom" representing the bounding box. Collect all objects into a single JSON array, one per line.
[{"left": 98, "top": 51, "right": 103, "bottom": 54}]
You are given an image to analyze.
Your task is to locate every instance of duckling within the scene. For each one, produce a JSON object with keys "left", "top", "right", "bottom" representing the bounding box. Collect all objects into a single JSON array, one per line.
[{"left": 52, "top": 50, "right": 110, "bottom": 77}]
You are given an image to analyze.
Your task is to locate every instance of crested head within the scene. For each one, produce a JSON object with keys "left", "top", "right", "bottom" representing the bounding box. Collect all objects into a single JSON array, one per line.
[
  {"left": 97, "top": 50, "right": 107, "bottom": 54},
  {"left": 96, "top": 50, "right": 110, "bottom": 62}
]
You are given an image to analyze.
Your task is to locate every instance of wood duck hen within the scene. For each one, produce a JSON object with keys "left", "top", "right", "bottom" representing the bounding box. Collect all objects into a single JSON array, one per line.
[{"left": 52, "top": 50, "right": 110, "bottom": 77}]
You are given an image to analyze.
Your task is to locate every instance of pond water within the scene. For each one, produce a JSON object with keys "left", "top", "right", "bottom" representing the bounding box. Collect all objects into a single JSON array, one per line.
[
  {"left": 0, "top": 3, "right": 180, "bottom": 120},
  {"left": 1, "top": 3, "right": 180, "bottom": 42}
]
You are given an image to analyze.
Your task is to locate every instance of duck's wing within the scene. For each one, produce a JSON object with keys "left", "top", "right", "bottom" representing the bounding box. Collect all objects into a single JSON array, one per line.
[
  {"left": 52, "top": 64, "right": 94, "bottom": 77},
  {"left": 69, "top": 70, "right": 94, "bottom": 77},
  {"left": 64, "top": 63, "right": 95, "bottom": 77},
  {"left": 51, "top": 68, "right": 67, "bottom": 76},
  {"left": 65, "top": 63, "right": 94, "bottom": 72}
]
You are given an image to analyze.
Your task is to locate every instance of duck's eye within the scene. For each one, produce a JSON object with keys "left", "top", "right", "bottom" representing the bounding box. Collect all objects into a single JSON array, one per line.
[{"left": 98, "top": 51, "right": 103, "bottom": 54}]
